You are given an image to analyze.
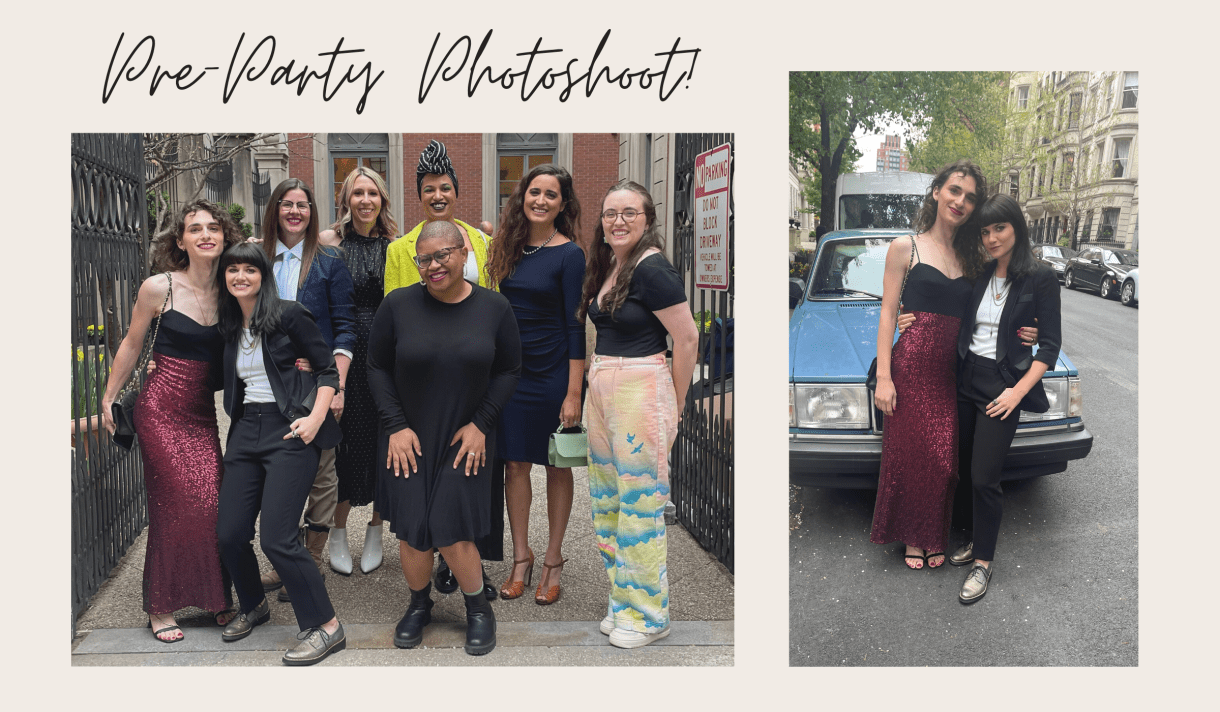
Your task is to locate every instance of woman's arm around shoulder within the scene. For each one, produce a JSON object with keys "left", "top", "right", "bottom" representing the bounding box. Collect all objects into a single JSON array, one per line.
[{"left": 1030, "top": 263, "right": 1062, "bottom": 368}]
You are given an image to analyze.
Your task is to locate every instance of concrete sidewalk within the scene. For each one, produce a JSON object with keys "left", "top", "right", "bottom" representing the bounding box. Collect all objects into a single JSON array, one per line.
[{"left": 72, "top": 450, "right": 734, "bottom": 666}]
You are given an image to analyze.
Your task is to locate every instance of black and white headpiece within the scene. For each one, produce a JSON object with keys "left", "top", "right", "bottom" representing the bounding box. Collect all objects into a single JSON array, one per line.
[{"left": 416, "top": 139, "right": 459, "bottom": 198}]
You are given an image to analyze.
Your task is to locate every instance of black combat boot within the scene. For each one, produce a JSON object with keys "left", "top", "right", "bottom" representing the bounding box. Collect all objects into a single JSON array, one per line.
[
  {"left": 462, "top": 589, "right": 496, "bottom": 655},
  {"left": 394, "top": 582, "right": 434, "bottom": 648}
]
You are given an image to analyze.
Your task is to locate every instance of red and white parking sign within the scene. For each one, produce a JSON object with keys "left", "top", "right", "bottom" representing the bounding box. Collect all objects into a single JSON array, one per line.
[{"left": 694, "top": 143, "right": 731, "bottom": 290}]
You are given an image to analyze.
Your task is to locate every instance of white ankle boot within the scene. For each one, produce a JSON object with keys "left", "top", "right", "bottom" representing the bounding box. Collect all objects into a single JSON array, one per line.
[
  {"left": 329, "top": 527, "right": 353, "bottom": 575},
  {"left": 361, "top": 523, "right": 383, "bottom": 573}
]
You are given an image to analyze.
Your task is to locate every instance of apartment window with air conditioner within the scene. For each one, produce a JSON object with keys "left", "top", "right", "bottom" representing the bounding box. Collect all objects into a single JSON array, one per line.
[{"left": 1121, "top": 72, "right": 1138, "bottom": 109}]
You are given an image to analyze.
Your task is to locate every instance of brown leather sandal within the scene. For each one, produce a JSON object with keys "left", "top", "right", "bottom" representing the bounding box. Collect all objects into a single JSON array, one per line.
[
  {"left": 499, "top": 549, "right": 534, "bottom": 600},
  {"left": 535, "top": 557, "right": 568, "bottom": 605}
]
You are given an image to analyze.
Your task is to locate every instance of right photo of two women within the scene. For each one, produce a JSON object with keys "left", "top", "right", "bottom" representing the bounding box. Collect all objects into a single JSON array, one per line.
[{"left": 788, "top": 71, "right": 1138, "bottom": 666}]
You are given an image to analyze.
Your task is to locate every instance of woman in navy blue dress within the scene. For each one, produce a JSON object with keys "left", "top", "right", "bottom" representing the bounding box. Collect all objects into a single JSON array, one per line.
[{"left": 485, "top": 165, "right": 586, "bottom": 604}]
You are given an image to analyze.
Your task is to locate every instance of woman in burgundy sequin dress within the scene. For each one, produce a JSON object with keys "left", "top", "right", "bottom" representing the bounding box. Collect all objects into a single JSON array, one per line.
[
  {"left": 101, "top": 200, "right": 244, "bottom": 642},
  {"left": 869, "top": 161, "right": 990, "bottom": 570}
]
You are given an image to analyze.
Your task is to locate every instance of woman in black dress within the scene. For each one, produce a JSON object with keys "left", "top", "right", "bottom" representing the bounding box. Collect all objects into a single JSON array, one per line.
[
  {"left": 101, "top": 200, "right": 242, "bottom": 643},
  {"left": 870, "top": 161, "right": 988, "bottom": 570},
  {"left": 318, "top": 166, "right": 399, "bottom": 575},
  {"left": 213, "top": 242, "right": 347, "bottom": 666},
  {"left": 949, "top": 194, "right": 1061, "bottom": 603},
  {"left": 368, "top": 220, "right": 521, "bottom": 655},
  {"left": 485, "top": 164, "right": 585, "bottom": 604}
]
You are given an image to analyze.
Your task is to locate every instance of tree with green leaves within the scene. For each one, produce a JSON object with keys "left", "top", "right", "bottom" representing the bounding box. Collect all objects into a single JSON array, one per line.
[{"left": 791, "top": 72, "right": 1011, "bottom": 230}]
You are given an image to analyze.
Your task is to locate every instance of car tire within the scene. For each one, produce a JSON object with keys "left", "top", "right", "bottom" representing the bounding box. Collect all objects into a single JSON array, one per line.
[
  {"left": 1100, "top": 278, "right": 1113, "bottom": 299},
  {"left": 1064, "top": 270, "right": 1075, "bottom": 290},
  {"left": 1121, "top": 279, "right": 1136, "bottom": 307}
]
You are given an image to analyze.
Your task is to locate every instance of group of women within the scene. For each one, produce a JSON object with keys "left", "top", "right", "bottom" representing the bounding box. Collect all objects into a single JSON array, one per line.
[
  {"left": 870, "top": 159, "right": 1061, "bottom": 605},
  {"left": 101, "top": 140, "right": 697, "bottom": 664}
]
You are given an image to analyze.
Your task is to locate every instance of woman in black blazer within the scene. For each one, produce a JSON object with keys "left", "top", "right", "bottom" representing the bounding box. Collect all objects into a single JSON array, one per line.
[
  {"left": 213, "top": 242, "right": 347, "bottom": 665},
  {"left": 950, "top": 194, "right": 1061, "bottom": 604}
]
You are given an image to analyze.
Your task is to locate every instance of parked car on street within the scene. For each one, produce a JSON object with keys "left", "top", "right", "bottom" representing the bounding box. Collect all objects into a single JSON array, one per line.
[
  {"left": 789, "top": 230, "right": 1094, "bottom": 488},
  {"left": 1064, "top": 245, "right": 1138, "bottom": 300},
  {"left": 1120, "top": 267, "right": 1139, "bottom": 307},
  {"left": 1032, "top": 244, "right": 1078, "bottom": 283}
]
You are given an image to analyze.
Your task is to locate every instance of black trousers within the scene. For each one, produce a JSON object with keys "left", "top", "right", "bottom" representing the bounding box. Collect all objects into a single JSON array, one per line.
[
  {"left": 957, "top": 353, "right": 1022, "bottom": 562},
  {"left": 218, "top": 402, "right": 336, "bottom": 630}
]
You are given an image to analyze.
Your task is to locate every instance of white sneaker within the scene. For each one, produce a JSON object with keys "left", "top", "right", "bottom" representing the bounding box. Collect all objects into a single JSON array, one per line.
[
  {"left": 361, "top": 524, "right": 383, "bottom": 573},
  {"left": 608, "top": 625, "right": 670, "bottom": 649},
  {"left": 329, "top": 527, "right": 353, "bottom": 575},
  {"left": 599, "top": 615, "right": 615, "bottom": 636}
]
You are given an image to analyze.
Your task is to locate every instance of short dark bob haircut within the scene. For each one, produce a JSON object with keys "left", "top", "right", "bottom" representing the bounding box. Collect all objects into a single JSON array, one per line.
[
  {"left": 975, "top": 193, "right": 1037, "bottom": 279},
  {"left": 215, "top": 242, "right": 283, "bottom": 343}
]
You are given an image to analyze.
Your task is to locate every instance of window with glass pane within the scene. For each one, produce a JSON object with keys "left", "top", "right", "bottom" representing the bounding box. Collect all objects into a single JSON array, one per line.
[
  {"left": 1122, "top": 72, "right": 1138, "bottom": 109},
  {"left": 1111, "top": 139, "right": 1131, "bottom": 178},
  {"left": 1009, "top": 173, "right": 1019, "bottom": 197},
  {"left": 1017, "top": 85, "right": 1029, "bottom": 109},
  {"left": 1100, "top": 208, "right": 1120, "bottom": 240}
]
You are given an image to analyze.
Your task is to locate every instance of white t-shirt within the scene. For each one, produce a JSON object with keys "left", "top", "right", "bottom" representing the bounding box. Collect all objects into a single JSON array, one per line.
[
  {"left": 238, "top": 329, "right": 276, "bottom": 404},
  {"left": 969, "top": 276, "right": 1008, "bottom": 360}
]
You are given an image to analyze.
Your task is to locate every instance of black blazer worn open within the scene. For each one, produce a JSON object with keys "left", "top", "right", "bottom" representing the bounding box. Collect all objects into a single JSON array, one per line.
[
  {"left": 222, "top": 301, "right": 343, "bottom": 450},
  {"left": 957, "top": 261, "right": 1062, "bottom": 414}
]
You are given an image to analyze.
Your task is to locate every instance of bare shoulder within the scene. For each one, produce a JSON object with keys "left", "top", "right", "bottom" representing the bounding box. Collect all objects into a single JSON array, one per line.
[
  {"left": 886, "top": 235, "right": 915, "bottom": 264},
  {"left": 318, "top": 229, "right": 341, "bottom": 247},
  {"left": 139, "top": 272, "right": 172, "bottom": 303},
  {"left": 634, "top": 248, "right": 663, "bottom": 267}
]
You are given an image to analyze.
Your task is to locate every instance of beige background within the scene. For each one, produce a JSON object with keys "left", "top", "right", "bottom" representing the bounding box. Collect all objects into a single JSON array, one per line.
[{"left": 4, "top": 0, "right": 1210, "bottom": 706}]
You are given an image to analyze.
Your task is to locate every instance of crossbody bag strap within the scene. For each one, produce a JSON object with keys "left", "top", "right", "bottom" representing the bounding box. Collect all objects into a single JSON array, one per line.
[
  {"left": 895, "top": 235, "right": 915, "bottom": 318},
  {"left": 121, "top": 273, "right": 172, "bottom": 395}
]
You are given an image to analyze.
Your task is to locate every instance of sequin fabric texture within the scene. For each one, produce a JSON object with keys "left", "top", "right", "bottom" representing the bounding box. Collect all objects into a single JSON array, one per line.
[
  {"left": 335, "top": 233, "right": 388, "bottom": 507},
  {"left": 587, "top": 354, "right": 678, "bottom": 633},
  {"left": 870, "top": 263, "right": 972, "bottom": 553},
  {"left": 133, "top": 311, "right": 231, "bottom": 615}
]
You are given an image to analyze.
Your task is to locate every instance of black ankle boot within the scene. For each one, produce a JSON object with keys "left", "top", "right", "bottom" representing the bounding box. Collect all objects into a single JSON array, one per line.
[
  {"left": 394, "top": 582, "right": 434, "bottom": 649},
  {"left": 481, "top": 564, "right": 497, "bottom": 601},
  {"left": 434, "top": 555, "right": 458, "bottom": 594},
  {"left": 462, "top": 589, "right": 496, "bottom": 655}
]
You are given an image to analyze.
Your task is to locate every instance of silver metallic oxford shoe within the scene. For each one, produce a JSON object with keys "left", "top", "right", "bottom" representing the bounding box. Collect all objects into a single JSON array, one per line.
[
  {"left": 222, "top": 598, "right": 270, "bottom": 642},
  {"left": 958, "top": 562, "right": 993, "bottom": 604},
  {"left": 283, "top": 622, "right": 346, "bottom": 666},
  {"left": 949, "top": 542, "right": 974, "bottom": 566}
]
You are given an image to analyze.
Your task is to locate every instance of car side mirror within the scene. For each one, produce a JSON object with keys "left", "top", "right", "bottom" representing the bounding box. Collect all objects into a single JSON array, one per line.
[
  {"left": 1090, "top": 258, "right": 1101, "bottom": 265},
  {"left": 789, "top": 280, "right": 805, "bottom": 309}
]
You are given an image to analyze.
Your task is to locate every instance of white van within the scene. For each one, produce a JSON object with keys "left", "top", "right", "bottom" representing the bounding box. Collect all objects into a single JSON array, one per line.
[{"left": 833, "top": 172, "right": 934, "bottom": 231}]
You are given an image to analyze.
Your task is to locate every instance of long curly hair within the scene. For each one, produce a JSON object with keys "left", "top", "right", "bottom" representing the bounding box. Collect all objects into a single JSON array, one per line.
[
  {"left": 487, "top": 164, "right": 582, "bottom": 288},
  {"left": 260, "top": 179, "right": 322, "bottom": 293},
  {"left": 577, "top": 180, "right": 668, "bottom": 321},
  {"left": 151, "top": 199, "right": 244, "bottom": 273},
  {"left": 331, "top": 166, "right": 399, "bottom": 239},
  {"left": 912, "top": 159, "right": 990, "bottom": 280}
]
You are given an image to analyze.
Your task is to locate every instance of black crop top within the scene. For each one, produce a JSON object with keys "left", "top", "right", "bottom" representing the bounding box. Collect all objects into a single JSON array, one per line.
[{"left": 589, "top": 253, "right": 687, "bottom": 357}]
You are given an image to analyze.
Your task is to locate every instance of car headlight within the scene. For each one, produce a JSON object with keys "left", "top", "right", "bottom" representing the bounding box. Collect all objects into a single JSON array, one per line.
[
  {"left": 790, "top": 384, "right": 871, "bottom": 429},
  {"left": 1019, "top": 376, "right": 1081, "bottom": 422}
]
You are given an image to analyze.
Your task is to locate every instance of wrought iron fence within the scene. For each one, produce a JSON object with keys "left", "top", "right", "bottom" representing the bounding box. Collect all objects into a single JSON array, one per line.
[
  {"left": 71, "top": 133, "right": 150, "bottom": 638},
  {"left": 670, "top": 133, "right": 734, "bottom": 572}
]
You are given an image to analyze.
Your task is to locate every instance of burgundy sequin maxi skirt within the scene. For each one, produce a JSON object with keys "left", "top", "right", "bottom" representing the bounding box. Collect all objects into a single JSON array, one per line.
[
  {"left": 133, "top": 354, "right": 231, "bottom": 615},
  {"left": 870, "top": 312, "right": 962, "bottom": 553}
]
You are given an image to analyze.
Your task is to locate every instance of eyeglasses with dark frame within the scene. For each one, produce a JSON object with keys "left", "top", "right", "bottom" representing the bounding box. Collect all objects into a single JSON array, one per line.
[
  {"left": 601, "top": 208, "right": 643, "bottom": 223},
  {"left": 279, "top": 200, "right": 312, "bottom": 212},
  {"left": 413, "top": 247, "right": 461, "bottom": 269}
]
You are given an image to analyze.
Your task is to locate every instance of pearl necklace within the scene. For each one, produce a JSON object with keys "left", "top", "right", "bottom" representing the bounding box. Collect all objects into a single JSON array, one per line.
[{"left": 522, "top": 227, "right": 558, "bottom": 256}]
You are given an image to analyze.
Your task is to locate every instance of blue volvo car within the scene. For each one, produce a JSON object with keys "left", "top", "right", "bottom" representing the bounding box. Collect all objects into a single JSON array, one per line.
[{"left": 789, "top": 230, "right": 1094, "bottom": 488}]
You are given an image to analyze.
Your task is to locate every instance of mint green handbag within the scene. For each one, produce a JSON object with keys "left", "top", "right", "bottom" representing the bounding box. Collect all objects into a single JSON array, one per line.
[{"left": 547, "top": 425, "right": 588, "bottom": 468}]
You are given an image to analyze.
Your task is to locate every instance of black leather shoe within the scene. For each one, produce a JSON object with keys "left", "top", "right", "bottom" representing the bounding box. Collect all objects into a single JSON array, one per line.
[
  {"left": 482, "top": 564, "right": 497, "bottom": 601},
  {"left": 434, "top": 554, "right": 458, "bottom": 594},
  {"left": 462, "top": 590, "right": 497, "bottom": 655},
  {"left": 394, "top": 582, "right": 434, "bottom": 649},
  {"left": 222, "top": 598, "right": 270, "bottom": 642}
]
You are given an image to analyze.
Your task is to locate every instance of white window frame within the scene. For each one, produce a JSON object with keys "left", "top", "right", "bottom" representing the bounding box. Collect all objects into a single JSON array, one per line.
[
  {"left": 1111, "top": 138, "right": 1132, "bottom": 178},
  {"left": 1017, "top": 85, "right": 1030, "bottom": 110},
  {"left": 1121, "top": 72, "right": 1138, "bottom": 109}
]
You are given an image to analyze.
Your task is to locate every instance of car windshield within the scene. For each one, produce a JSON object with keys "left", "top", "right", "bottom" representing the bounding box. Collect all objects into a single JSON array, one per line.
[
  {"left": 807, "top": 238, "right": 891, "bottom": 300},
  {"left": 1041, "top": 246, "right": 1075, "bottom": 259},
  {"left": 1105, "top": 249, "right": 1138, "bottom": 266},
  {"left": 838, "top": 195, "right": 922, "bottom": 229}
]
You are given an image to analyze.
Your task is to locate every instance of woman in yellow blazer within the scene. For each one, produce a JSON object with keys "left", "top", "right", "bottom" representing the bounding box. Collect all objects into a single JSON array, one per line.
[{"left": 385, "top": 140, "right": 493, "bottom": 293}]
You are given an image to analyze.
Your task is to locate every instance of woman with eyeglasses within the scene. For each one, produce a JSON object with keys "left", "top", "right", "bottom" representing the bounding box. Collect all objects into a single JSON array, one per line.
[
  {"left": 368, "top": 220, "right": 521, "bottom": 655},
  {"left": 255, "top": 179, "right": 356, "bottom": 601},
  {"left": 578, "top": 180, "right": 698, "bottom": 648},
  {"left": 383, "top": 139, "right": 501, "bottom": 598},
  {"left": 484, "top": 164, "right": 585, "bottom": 606}
]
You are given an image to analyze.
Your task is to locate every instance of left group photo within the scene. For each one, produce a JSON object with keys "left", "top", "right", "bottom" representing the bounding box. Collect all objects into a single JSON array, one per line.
[{"left": 69, "top": 132, "right": 734, "bottom": 667}]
